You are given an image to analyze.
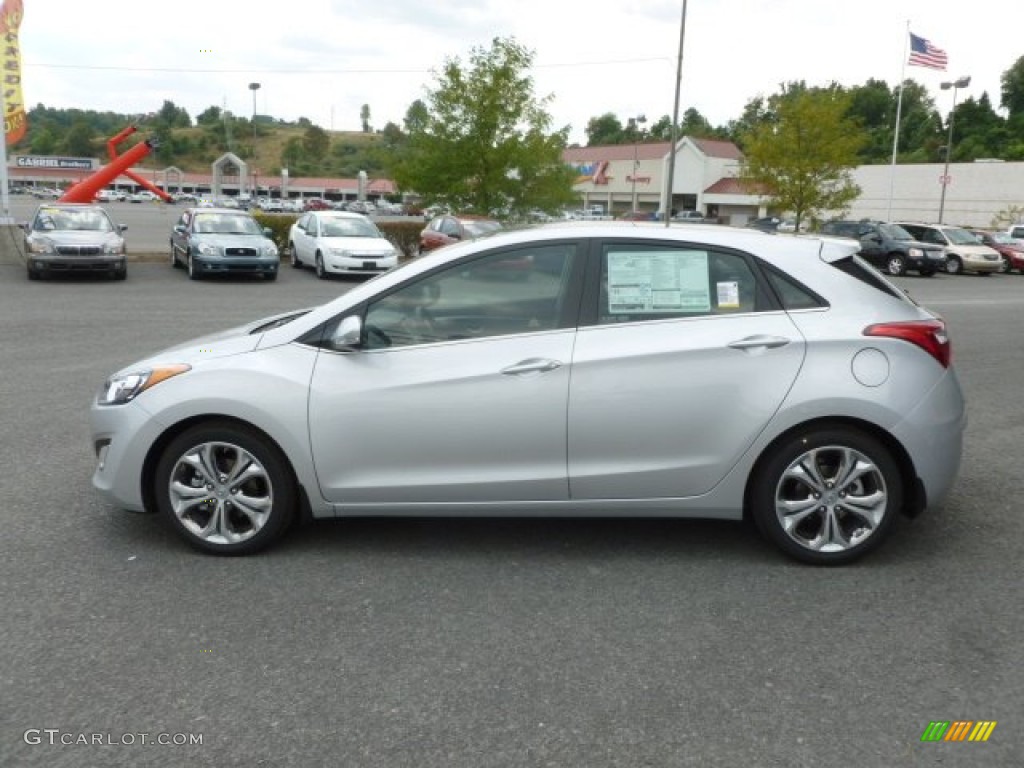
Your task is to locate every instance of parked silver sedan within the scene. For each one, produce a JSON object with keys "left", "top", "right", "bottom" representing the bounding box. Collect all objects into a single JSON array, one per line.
[{"left": 90, "top": 222, "right": 965, "bottom": 564}]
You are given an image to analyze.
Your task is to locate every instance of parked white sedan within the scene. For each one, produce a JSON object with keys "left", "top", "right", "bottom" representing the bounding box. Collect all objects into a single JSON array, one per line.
[{"left": 288, "top": 211, "right": 400, "bottom": 278}]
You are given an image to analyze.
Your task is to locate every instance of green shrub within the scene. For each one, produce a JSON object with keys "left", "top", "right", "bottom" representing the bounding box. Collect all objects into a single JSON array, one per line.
[
  {"left": 251, "top": 212, "right": 297, "bottom": 252},
  {"left": 377, "top": 220, "right": 423, "bottom": 259}
]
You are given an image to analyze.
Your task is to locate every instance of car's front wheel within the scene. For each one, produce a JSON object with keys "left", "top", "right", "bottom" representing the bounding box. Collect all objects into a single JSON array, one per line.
[
  {"left": 289, "top": 243, "right": 301, "bottom": 269},
  {"left": 945, "top": 255, "right": 963, "bottom": 275},
  {"left": 154, "top": 422, "right": 297, "bottom": 555},
  {"left": 187, "top": 251, "right": 200, "bottom": 281},
  {"left": 886, "top": 255, "right": 906, "bottom": 276},
  {"left": 315, "top": 252, "right": 327, "bottom": 279},
  {"left": 1000, "top": 256, "right": 1011, "bottom": 274},
  {"left": 750, "top": 427, "right": 902, "bottom": 565}
]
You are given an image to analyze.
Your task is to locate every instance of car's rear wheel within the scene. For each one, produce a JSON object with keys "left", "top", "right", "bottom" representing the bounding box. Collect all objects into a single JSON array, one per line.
[
  {"left": 945, "top": 255, "right": 963, "bottom": 275},
  {"left": 750, "top": 427, "right": 902, "bottom": 565},
  {"left": 290, "top": 243, "right": 301, "bottom": 269},
  {"left": 170, "top": 245, "right": 181, "bottom": 269},
  {"left": 154, "top": 422, "right": 296, "bottom": 555},
  {"left": 1000, "top": 256, "right": 1011, "bottom": 274},
  {"left": 315, "top": 251, "right": 326, "bottom": 279},
  {"left": 886, "top": 255, "right": 906, "bottom": 276}
]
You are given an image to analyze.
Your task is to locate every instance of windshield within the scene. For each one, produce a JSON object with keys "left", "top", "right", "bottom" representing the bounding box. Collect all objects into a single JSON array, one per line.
[
  {"left": 944, "top": 227, "right": 981, "bottom": 245},
  {"left": 34, "top": 207, "right": 114, "bottom": 232},
  {"left": 987, "top": 232, "right": 1016, "bottom": 245},
  {"left": 193, "top": 214, "right": 263, "bottom": 235},
  {"left": 464, "top": 220, "right": 502, "bottom": 237},
  {"left": 320, "top": 217, "right": 382, "bottom": 238},
  {"left": 879, "top": 223, "right": 913, "bottom": 240}
]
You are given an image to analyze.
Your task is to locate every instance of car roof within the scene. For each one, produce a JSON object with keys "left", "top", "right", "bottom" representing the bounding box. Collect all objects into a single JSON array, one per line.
[{"left": 188, "top": 207, "right": 254, "bottom": 215}]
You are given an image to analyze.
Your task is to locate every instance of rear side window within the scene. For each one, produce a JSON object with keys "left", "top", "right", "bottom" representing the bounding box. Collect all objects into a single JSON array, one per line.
[
  {"left": 762, "top": 264, "right": 827, "bottom": 310},
  {"left": 831, "top": 256, "right": 908, "bottom": 301}
]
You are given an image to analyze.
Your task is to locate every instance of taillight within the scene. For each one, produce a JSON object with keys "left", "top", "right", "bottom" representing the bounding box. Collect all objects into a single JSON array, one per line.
[{"left": 863, "top": 319, "right": 951, "bottom": 368}]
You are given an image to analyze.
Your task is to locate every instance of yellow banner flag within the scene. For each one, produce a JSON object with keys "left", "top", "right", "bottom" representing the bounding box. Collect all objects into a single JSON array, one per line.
[{"left": 1, "top": 0, "right": 26, "bottom": 145}]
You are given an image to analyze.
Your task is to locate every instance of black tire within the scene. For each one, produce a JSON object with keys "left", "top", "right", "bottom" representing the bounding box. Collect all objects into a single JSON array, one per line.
[
  {"left": 27, "top": 266, "right": 40, "bottom": 281},
  {"left": 978, "top": 270, "right": 992, "bottom": 277},
  {"left": 945, "top": 255, "right": 963, "bottom": 275},
  {"left": 187, "top": 251, "right": 200, "bottom": 281},
  {"left": 920, "top": 269, "right": 935, "bottom": 277},
  {"left": 171, "top": 245, "right": 182, "bottom": 269},
  {"left": 263, "top": 271, "right": 278, "bottom": 281},
  {"left": 750, "top": 426, "right": 902, "bottom": 565},
  {"left": 1000, "top": 256, "right": 1011, "bottom": 274},
  {"left": 112, "top": 264, "right": 127, "bottom": 281},
  {"left": 315, "top": 252, "right": 327, "bottom": 279},
  {"left": 886, "top": 255, "right": 906, "bottom": 276},
  {"left": 289, "top": 243, "right": 301, "bottom": 269},
  {"left": 153, "top": 421, "right": 297, "bottom": 555}
]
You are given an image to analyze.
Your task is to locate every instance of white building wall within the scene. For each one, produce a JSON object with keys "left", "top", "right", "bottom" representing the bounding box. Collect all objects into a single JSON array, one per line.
[{"left": 843, "top": 162, "right": 1024, "bottom": 227}]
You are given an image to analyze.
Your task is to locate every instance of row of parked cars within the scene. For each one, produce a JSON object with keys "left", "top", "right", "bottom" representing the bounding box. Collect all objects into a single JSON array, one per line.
[{"left": 819, "top": 220, "right": 1022, "bottom": 276}]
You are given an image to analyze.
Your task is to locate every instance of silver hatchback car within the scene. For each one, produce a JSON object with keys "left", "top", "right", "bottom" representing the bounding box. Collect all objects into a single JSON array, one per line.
[{"left": 91, "top": 223, "right": 965, "bottom": 564}]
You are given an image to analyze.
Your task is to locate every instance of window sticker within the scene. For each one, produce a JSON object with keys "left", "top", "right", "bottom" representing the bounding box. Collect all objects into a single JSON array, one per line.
[
  {"left": 607, "top": 250, "right": 710, "bottom": 313},
  {"left": 716, "top": 281, "right": 740, "bottom": 308}
]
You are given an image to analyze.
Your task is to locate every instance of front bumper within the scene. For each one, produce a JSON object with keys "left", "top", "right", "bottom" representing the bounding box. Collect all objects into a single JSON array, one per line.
[
  {"left": 193, "top": 256, "right": 279, "bottom": 276},
  {"left": 29, "top": 254, "right": 125, "bottom": 274},
  {"left": 961, "top": 254, "right": 1003, "bottom": 273},
  {"left": 326, "top": 253, "right": 398, "bottom": 275},
  {"left": 91, "top": 400, "right": 167, "bottom": 512}
]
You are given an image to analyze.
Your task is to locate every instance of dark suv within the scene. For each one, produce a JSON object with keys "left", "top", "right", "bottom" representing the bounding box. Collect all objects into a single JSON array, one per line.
[{"left": 818, "top": 220, "right": 945, "bottom": 276}]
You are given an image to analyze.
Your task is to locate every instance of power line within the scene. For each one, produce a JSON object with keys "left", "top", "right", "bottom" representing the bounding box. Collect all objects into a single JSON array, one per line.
[{"left": 23, "top": 56, "right": 670, "bottom": 76}]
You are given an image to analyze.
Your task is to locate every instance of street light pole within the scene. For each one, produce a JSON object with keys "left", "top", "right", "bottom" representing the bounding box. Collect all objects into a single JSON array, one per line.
[
  {"left": 248, "top": 82, "right": 261, "bottom": 197},
  {"left": 938, "top": 75, "right": 970, "bottom": 224},
  {"left": 630, "top": 114, "right": 646, "bottom": 213}
]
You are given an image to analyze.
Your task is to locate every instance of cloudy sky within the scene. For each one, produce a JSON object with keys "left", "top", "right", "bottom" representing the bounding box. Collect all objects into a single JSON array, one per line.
[{"left": 16, "top": 0, "right": 1017, "bottom": 145}]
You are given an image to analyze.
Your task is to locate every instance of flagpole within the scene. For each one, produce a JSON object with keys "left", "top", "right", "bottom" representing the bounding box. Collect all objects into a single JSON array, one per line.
[{"left": 887, "top": 20, "right": 910, "bottom": 221}]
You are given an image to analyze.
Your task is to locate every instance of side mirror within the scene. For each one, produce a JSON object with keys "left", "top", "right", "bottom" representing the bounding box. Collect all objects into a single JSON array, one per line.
[
  {"left": 119, "top": 224, "right": 128, "bottom": 232},
  {"left": 264, "top": 227, "right": 274, "bottom": 238},
  {"left": 173, "top": 224, "right": 186, "bottom": 235},
  {"left": 330, "top": 315, "right": 363, "bottom": 350}
]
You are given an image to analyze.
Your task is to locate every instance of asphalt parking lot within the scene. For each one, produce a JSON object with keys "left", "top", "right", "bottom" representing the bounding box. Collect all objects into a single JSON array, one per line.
[{"left": 1, "top": 263, "right": 1022, "bottom": 767}]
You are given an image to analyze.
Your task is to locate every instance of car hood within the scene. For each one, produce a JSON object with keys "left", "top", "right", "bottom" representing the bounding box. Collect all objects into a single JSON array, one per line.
[
  {"left": 315, "top": 236, "right": 395, "bottom": 253},
  {"left": 116, "top": 308, "right": 314, "bottom": 373},
  {"left": 191, "top": 234, "right": 269, "bottom": 247},
  {"left": 30, "top": 230, "right": 122, "bottom": 246}
]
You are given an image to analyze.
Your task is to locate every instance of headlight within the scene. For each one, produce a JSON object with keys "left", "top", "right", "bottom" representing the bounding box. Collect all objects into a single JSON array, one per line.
[
  {"left": 263, "top": 243, "right": 279, "bottom": 257},
  {"left": 197, "top": 242, "right": 219, "bottom": 256},
  {"left": 97, "top": 364, "right": 191, "bottom": 406},
  {"left": 103, "top": 240, "right": 125, "bottom": 255},
  {"left": 27, "top": 238, "right": 55, "bottom": 254},
  {"left": 328, "top": 248, "right": 351, "bottom": 257},
  {"left": 908, "top": 247, "right": 923, "bottom": 257}
]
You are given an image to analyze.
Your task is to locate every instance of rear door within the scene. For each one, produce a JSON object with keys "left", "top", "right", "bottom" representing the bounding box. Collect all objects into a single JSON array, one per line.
[{"left": 568, "top": 239, "right": 806, "bottom": 499}]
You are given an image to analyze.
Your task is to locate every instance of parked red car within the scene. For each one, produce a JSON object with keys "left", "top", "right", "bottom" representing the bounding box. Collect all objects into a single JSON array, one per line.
[
  {"left": 303, "top": 198, "right": 332, "bottom": 212},
  {"left": 419, "top": 214, "right": 502, "bottom": 254},
  {"left": 970, "top": 230, "right": 1024, "bottom": 274}
]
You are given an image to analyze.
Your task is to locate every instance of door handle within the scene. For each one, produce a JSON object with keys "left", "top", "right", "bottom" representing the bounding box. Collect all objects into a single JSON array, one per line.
[
  {"left": 727, "top": 335, "right": 791, "bottom": 350},
  {"left": 501, "top": 358, "right": 563, "bottom": 375}
]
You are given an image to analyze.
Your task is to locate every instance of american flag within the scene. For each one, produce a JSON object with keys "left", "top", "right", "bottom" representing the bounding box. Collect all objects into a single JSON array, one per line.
[{"left": 908, "top": 32, "right": 948, "bottom": 71}]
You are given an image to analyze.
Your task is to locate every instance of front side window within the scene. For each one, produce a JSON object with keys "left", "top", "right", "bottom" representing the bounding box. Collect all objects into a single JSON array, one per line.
[
  {"left": 363, "top": 243, "right": 577, "bottom": 349},
  {"left": 598, "top": 244, "right": 767, "bottom": 324}
]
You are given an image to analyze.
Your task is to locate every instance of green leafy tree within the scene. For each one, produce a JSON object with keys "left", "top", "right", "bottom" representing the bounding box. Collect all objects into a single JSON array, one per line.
[
  {"left": 196, "top": 106, "right": 222, "bottom": 126},
  {"left": 585, "top": 112, "right": 624, "bottom": 145},
  {"left": 741, "top": 87, "right": 864, "bottom": 230},
  {"left": 647, "top": 115, "right": 674, "bottom": 141},
  {"left": 391, "top": 36, "right": 576, "bottom": 216},
  {"left": 403, "top": 100, "right": 429, "bottom": 134},
  {"left": 360, "top": 104, "right": 371, "bottom": 133},
  {"left": 302, "top": 125, "right": 329, "bottom": 158},
  {"left": 1000, "top": 56, "right": 1024, "bottom": 116},
  {"left": 61, "top": 118, "right": 96, "bottom": 156}
]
